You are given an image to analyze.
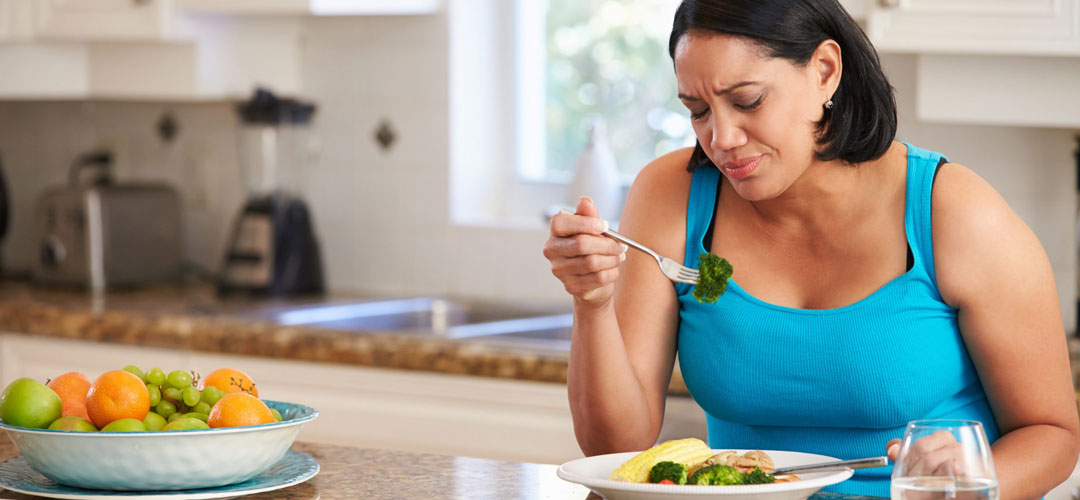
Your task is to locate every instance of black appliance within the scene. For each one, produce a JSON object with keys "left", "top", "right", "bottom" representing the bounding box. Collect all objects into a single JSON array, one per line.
[{"left": 218, "top": 89, "right": 324, "bottom": 296}]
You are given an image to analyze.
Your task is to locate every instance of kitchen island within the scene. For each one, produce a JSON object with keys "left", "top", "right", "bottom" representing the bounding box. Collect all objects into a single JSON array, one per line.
[{"left": 0, "top": 439, "right": 885, "bottom": 500}]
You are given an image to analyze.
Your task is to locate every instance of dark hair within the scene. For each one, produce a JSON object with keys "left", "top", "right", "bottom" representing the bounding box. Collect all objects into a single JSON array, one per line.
[{"left": 669, "top": 0, "right": 896, "bottom": 171}]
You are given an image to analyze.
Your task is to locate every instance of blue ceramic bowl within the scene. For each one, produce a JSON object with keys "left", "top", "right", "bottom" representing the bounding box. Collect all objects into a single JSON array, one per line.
[{"left": 0, "top": 400, "right": 317, "bottom": 491}]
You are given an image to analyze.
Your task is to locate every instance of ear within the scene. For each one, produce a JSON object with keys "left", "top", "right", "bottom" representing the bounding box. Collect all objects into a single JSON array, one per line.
[{"left": 811, "top": 39, "right": 842, "bottom": 98}]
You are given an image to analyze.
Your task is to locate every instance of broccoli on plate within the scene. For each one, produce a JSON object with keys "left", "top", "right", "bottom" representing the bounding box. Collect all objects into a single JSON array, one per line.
[
  {"left": 648, "top": 461, "right": 687, "bottom": 484},
  {"left": 743, "top": 467, "right": 776, "bottom": 484},
  {"left": 687, "top": 464, "right": 743, "bottom": 485}
]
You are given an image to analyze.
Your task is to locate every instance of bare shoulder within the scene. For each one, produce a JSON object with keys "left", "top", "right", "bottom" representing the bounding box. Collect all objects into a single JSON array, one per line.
[
  {"left": 931, "top": 162, "right": 1051, "bottom": 310},
  {"left": 619, "top": 148, "right": 696, "bottom": 259}
]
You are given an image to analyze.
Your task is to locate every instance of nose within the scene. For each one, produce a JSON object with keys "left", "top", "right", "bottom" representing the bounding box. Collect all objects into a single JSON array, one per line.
[{"left": 709, "top": 115, "right": 747, "bottom": 152}]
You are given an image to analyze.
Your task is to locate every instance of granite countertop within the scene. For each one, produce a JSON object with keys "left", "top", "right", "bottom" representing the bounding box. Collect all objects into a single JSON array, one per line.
[
  {"left": 0, "top": 282, "right": 694, "bottom": 393},
  {"left": 0, "top": 439, "right": 885, "bottom": 500}
]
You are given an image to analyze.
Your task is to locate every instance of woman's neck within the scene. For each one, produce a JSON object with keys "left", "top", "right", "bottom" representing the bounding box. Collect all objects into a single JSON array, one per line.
[{"left": 741, "top": 142, "right": 903, "bottom": 239}]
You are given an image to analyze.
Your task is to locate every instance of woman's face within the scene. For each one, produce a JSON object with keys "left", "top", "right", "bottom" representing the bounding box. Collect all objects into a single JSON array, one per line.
[{"left": 674, "top": 33, "right": 834, "bottom": 201}]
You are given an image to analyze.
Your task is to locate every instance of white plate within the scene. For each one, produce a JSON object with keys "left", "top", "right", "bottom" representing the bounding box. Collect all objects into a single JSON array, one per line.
[{"left": 557, "top": 449, "right": 853, "bottom": 500}]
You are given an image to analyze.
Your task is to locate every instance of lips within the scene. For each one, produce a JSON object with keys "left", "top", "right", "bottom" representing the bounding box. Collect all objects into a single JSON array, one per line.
[{"left": 719, "top": 155, "right": 762, "bottom": 180}]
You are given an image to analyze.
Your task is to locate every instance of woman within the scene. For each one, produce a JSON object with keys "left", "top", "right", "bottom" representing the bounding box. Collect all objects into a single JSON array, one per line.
[{"left": 542, "top": 0, "right": 1079, "bottom": 497}]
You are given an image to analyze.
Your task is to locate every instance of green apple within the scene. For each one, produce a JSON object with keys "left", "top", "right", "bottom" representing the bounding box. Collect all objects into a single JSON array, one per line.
[
  {"left": 142, "top": 412, "right": 167, "bottom": 431},
  {"left": 0, "top": 378, "right": 62, "bottom": 429},
  {"left": 48, "top": 416, "right": 98, "bottom": 432},
  {"left": 163, "top": 417, "right": 209, "bottom": 431},
  {"left": 100, "top": 418, "right": 145, "bottom": 432}
]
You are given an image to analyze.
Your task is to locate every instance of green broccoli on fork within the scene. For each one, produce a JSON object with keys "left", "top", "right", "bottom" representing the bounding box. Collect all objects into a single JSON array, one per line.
[{"left": 692, "top": 253, "right": 734, "bottom": 304}]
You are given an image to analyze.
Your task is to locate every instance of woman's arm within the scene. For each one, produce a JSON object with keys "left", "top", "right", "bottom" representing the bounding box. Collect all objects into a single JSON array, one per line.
[
  {"left": 932, "top": 163, "right": 1080, "bottom": 499},
  {"left": 550, "top": 148, "right": 695, "bottom": 455}
]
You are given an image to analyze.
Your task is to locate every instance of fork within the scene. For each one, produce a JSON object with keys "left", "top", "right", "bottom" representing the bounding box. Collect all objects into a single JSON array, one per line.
[
  {"left": 558, "top": 209, "right": 699, "bottom": 285},
  {"left": 603, "top": 229, "right": 699, "bottom": 285}
]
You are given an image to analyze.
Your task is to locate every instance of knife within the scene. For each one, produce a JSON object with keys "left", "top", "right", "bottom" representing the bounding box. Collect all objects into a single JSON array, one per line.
[{"left": 773, "top": 456, "right": 889, "bottom": 475}]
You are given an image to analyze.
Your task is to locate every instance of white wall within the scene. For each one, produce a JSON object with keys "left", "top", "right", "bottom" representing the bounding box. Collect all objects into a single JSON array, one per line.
[{"left": 0, "top": 13, "right": 1074, "bottom": 327}]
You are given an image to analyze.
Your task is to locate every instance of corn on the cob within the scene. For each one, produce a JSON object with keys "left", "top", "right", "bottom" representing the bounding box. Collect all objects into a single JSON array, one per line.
[{"left": 609, "top": 438, "right": 714, "bottom": 483}]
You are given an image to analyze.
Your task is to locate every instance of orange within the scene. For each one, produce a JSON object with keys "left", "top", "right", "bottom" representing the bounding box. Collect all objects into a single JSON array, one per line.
[
  {"left": 199, "top": 368, "right": 258, "bottom": 397},
  {"left": 47, "top": 372, "right": 91, "bottom": 421},
  {"left": 207, "top": 393, "right": 275, "bottom": 428},
  {"left": 85, "top": 370, "right": 150, "bottom": 428}
]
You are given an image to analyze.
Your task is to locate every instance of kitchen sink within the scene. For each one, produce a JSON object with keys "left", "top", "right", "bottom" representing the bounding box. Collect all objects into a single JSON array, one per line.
[{"left": 245, "top": 297, "right": 572, "bottom": 347}]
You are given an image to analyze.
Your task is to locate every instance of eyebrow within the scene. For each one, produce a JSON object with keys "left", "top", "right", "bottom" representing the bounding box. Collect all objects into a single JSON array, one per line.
[{"left": 678, "top": 81, "right": 760, "bottom": 101}]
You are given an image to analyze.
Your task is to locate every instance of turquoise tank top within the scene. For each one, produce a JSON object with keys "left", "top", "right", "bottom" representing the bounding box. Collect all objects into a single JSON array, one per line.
[{"left": 675, "top": 144, "right": 1000, "bottom": 497}]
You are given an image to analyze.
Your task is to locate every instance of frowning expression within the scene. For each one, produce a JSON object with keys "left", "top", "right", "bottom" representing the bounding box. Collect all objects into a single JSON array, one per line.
[{"left": 674, "top": 32, "right": 835, "bottom": 201}]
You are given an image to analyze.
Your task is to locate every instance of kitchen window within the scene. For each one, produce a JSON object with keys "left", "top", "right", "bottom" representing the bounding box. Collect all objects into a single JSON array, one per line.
[
  {"left": 449, "top": 0, "right": 693, "bottom": 224},
  {"left": 517, "top": 0, "right": 695, "bottom": 184}
]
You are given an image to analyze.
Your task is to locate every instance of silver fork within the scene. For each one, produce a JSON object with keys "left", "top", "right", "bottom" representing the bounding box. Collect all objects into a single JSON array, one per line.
[{"left": 603, "top": 229, "right": 699, "bottom": 285}]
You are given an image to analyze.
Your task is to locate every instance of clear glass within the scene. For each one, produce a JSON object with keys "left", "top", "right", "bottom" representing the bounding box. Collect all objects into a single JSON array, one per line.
[{"left": 891, "top": 420, "right": 999, "bottom": 500}]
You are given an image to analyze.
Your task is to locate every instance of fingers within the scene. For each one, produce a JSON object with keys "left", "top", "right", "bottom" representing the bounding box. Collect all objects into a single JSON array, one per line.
[
  {"left": 899, "top": 431, "right": 963, "bottom": 477},
  {"left": 576, "top": 195, "right": 599, "bottom": 218},
  {"left": 886, "top": 439, "right": 901, "bottom": 461},
  {"left": 550, "top": 209, "right": 608, "bottom": 238},
  {"left": 551, "top": 253, "right": 625, "bottom": 276}
]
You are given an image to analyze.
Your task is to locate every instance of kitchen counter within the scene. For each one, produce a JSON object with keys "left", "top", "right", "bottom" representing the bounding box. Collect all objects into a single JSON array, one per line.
[
  {"left": 0, "top": 439, "right": 886, "bottom": 500},
  {"left": 0, "top": 281, "right": 629, "bottom": 388}
]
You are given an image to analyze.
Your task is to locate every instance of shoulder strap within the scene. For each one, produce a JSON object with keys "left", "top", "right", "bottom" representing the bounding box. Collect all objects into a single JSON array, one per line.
[
  {"left": 678, "top": 167, "right": 721, "bottom": 296},
  {"left": 903, "top": 143, "right": 948, "bottom": 288}
]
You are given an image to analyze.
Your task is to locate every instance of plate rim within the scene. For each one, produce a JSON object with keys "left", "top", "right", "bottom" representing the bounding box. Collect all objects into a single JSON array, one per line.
[
  {"left": 0, "top": 449, "right": 319, "bottom": 499},
  {"left": 556, "top": 449, "right": 854, "bottom": 495}
]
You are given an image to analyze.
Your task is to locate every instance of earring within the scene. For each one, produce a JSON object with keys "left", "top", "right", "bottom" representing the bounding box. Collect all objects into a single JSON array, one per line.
[{"left": 825, "top": 99, "right": 834, "bottom": 110}]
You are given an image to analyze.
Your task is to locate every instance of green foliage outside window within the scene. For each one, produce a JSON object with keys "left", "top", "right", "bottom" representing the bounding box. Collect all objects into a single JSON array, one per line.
[{"left": 544, "top": 0, "right": 694, "bottom": 180}]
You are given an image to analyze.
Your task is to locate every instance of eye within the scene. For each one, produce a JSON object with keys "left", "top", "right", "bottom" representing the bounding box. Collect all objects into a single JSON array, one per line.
[
  {"left": 734, "top": 95, "right": 764, "bottom": 111},
  {"left": 690, "top": 108, "right": 709, "bottom": 121}
]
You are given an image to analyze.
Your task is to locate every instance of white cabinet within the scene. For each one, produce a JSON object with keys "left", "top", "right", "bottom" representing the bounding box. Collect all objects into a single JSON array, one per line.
[
  {"left": 30, "top": 0, "right": 172, "bottom": 41},
  {"left": 0, "top": 333, "right": 707, "bottom": 464},
  {"left": 867, "top": 0, "right": 1080, "bottom": 55},
  {"left": 175, "top": 0, "right": 441, "bottom": 16}
]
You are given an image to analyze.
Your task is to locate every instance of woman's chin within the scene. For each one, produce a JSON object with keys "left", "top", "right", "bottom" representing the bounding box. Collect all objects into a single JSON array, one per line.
[{"left": 729, "top": 179, "right": 780, "bottom": 202}]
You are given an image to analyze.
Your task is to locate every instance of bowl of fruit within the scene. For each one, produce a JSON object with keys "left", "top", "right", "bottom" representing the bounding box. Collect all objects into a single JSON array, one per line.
[{"left": 0, "top": 366, "right": 318, "bottom": 491}]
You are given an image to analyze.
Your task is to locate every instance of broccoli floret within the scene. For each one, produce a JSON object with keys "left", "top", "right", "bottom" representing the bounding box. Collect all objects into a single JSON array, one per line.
[
  {"left": 743, "top": 467, "right": 776, "bottom": 484},
  {"left": 648, "top": 461, "right": 687, "bottom": 484},
  {"left": 688, "top": 464, "right": 743, "bottom": 485},
  {"left": 692, "top": 253, "right": 734, "bottom": 304}
]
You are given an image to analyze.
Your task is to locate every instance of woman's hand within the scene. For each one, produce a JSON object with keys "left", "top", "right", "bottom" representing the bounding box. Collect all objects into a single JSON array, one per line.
[
  {"left": 543, "top": 196, "right": 627, "bottom": 309},
  {"left": 887, "top": 432, "right": 969, "bottom": 477}
]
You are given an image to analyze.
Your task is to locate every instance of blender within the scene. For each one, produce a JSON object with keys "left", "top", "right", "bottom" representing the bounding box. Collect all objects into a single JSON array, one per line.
[{"left": 218, "top": 88, "right": 325, "bottom": 296}]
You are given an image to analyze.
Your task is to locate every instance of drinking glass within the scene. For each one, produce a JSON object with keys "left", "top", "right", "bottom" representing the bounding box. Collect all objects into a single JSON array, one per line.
[{"left": 890, "top": 420, "right": 998, "bottom": 500}]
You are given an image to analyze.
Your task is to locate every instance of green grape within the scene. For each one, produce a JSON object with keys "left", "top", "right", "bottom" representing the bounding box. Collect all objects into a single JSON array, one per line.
[
  {"left": 147, "top": 385, "right": 161, "bottom": 407},
  {"left": 201, "top": 386, "right": 225, "bottom": 406},
  {"left": 193, "top": 402, "right": 212, "bottom": 415},
  {"left": 182, "top": 387, "right": 200, "bottom": 407},
  {"left": 143, "top": 412, "right": 167, "bottom": 431},
  {"left": 182, "top": 412, "right": 209, "bottom": 423},
  {"left": 155, "top": 400, "right": 177, "bottom": 418},
  {"left": 122, "top": 365, "right": 145, "bottom": 382},
  {"left": 270, "top": 408, "right": 282, "bottom": 422},
  {"left": 166, "top": 370, "right": 192, "bottom": 389},
  {"left": 162, "top": 387, "right": 182, "bottom": 403},
  {"left": 146, "top": 368, "right": 166, "bottom": 386},
  {"left": 167, "top": 412, "right": 183, "bottom": 423}
]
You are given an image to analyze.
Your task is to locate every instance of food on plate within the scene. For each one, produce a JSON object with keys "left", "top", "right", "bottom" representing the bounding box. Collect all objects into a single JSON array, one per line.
[
  {"left": 610, "top": 437, "right": 714, "bottom": 482},
  {"left": 612, "top": 439, "right": 800, "bottom": 486},
  {"left": 648, "top": 461, "right": 688, "bottom": 485},
  {"left": 687, "top": 464, "right": 744, "bottom": 485},
  {"left": 693, "top": 252, "right": 734, "bottom": 304}
]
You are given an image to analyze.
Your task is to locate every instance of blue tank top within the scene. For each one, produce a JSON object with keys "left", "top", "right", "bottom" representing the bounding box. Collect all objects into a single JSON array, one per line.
[{"left": 675, "top": 143, "right": 1000, "bottom": 497}]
